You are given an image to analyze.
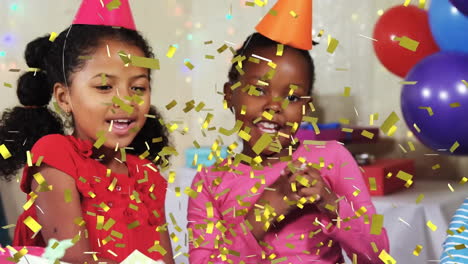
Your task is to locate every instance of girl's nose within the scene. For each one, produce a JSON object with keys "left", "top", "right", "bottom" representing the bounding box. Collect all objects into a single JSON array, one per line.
[
  {"left": 112, "top": 86, "right": 135, "bottom": 108},
  {"left": 263, "top": 96, "right": 282, "bottom": 113}
]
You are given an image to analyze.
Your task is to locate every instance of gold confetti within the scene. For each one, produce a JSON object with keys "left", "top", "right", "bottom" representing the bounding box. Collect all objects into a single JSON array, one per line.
[
  {"left": 289, "top": 10, "right": 298, "bottom": 18},
  {"left": 450, "top": 102, "right": 461, "bottom": 108},
  {"left": 416, "top": 194, "right": 424, "bottom": 204},
  {"left": 379, "top": 249, "right": 396, "bottom": 264},
  {"left": 184, "top": 60, "right": 195, "bottom": 70},
  {"left": 394, "top": 36, "right": 419, "bottom": 52},
  {"left": 459, "top": 177, "right": 467, "bottom": 185},
  {"left": 454, "top": 244, "right": 466, "bottom": 250},
  {"left": 399, "top": 81, "right": 418, "bottom": 85},
  {"left": 413, "top": 245, "right": 423, "bottom": 256},
  {"left": 381, "top": 112, "right": 400, "bottom": 135},
  {"left": 427, "top": 221, "right": 437, "bottom": 231},
  {"left": 418, "top": 0, "right": 426, "bottom": 9},
  {"left": 24, "top": 216, "right": 42, "bottom": 233},
  {"left": 369, "top": 177, "right": 377, "bottom": 191},
  {"left": 130, "top": 55, "right": 160, "bottom": 70},
  {"left": 342, "top": 86, "right": 351, "bottom": 97},
  {"left": 0, "top": 144, "right": 12, "bottom": 159},
  {"left": 361, "top": 130, "right": 374, "bottom": 139},
  {"left": 106, "top": 0, "right": 121, "bottom": 10},
  {"left": 64, "top": 189, "right": 72, "bottom": 203},
  {"left": 252, "top": 134, "right": 273, "bottom": 155},
  {"left": 276, "top": 44, "right": 284, "bottom": 56},
  {"left": 396, "top": 170, "right": 413, "bottom": 187},
  {"left": 49, "top": 32, "right": 58, "bottom": 42},
  {"left": 112, "top": 96, "right": 134, "bottom": 114},
  {"left": 165, "top": 100, "right": 177, "bottom": 110},
  {"left": 327, "top": 37, "right": 339, "bottom": 54},
  {"left": 166, "top": 45, "right": 177, "bottom": 58},
  {"left": 217, "top": 44, "right": 228, "bottom": 53},
  {"left": 413, "top": 123, "right": 421, "bottom": 133},
  {"left": 127, "top": 221, "right": 140, "bottom": 229},
  {"left": 418, "top": 106, "right": 433, "bottom": 116},
  {"left": 370, "top": 214, "right": 384, "bottom": 235},
  {"left": 3, "top": 82, "right": 12, "bottom": 88},
  {"left": 205, "top": 55, "right": 215, "bottom": 59},
  {"left": 450, "top": 141, "right": 460, "bottom": 153}
]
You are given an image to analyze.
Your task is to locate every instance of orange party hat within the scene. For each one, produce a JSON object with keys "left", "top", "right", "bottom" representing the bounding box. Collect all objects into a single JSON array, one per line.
[{"left": 255, "top": 0, "right": 313, "bottom": 50}]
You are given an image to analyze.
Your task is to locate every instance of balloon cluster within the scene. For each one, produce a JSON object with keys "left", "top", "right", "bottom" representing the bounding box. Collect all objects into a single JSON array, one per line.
[{"left": 373, "top": 1, "right": 468, "bottom": 154}]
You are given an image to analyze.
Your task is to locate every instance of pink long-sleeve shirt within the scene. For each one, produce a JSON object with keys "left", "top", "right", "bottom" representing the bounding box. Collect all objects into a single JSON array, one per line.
[{"left": 187, "top": 141, "right": 389, "bottom": 263}]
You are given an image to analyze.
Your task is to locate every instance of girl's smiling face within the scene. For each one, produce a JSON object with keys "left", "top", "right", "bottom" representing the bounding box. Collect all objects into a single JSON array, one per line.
[
  {"left": 55, "top": 38, "right": 151, "bottom": 151},
  {"left": 225, "top": 46, "right": 312, "bottom": 162}
]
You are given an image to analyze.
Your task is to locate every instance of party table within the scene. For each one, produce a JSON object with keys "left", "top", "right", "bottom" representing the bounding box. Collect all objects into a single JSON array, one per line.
[{"left": 370, "top": 180, "right": 468, "bottom": 263}]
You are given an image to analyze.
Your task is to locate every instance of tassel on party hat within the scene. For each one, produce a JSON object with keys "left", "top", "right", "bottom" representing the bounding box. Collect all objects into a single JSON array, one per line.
[
  {"left": 255, "top": 0, "right": 313, "bottom": 50},
  {"left": 73, "top": 0, "right": 136, "bottom": 30}
]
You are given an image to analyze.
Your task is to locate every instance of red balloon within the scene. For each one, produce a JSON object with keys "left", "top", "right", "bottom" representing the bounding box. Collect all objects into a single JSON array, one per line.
[{"left": 373, "top": 5, "right": 440, "bottom": 78}]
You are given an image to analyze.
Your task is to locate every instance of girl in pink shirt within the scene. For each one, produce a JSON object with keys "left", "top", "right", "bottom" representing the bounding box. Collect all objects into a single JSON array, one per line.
[{"left": 187, "top": 29, "right": 389, "bottom": 264}]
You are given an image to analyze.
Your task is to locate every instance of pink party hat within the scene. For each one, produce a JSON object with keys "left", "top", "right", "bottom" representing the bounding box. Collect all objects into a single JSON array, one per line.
[{"left": 73, "top": 0, "right": 136, "bottom": 30}]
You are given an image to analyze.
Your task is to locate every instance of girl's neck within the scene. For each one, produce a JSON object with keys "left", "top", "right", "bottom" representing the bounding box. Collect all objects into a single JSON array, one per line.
[
  {"left": 71, "top": 132, "right": 129, "bottom": 175},
  {"left": 241, "top": 141, "right": 296, "bottom": 166}
]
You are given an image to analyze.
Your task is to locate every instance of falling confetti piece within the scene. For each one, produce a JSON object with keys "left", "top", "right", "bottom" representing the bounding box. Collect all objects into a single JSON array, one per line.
[
  {"left": 450, "top": 102, "right": 461, "bottom": 108},
  {"left": 418, "top": 106, "right": 433, "bottom": 116},
  {"left": 49, "top": 32, "right": 58, "bottom": 42},
  {"left": 379, "top": 249, "right": 396, "bottom": 264},
  {"left": 370, "top": 214, "right": 384, "bottom": 235},
  {"left": 427, "top": 221, "right": 437, "bottom": 231},
  {"left": 24, "top": 216, "right": 42, "bottom": 233},
  {"left": 184, "top": 60, "right": 195, "bottom": 70},
  {"left": 399, "top": 81, "right": 418, "bottom": 85},
  {"left": 381, "top": 112, "right": 400, "bottom": 136},
  {"left": 394, "top": 36, "right": 419, "bottom": 51},
  {"left": 343, "top": 86, "right": 351, "bottom": 97},
  {"left": 0, "top": 144, "right": 12, "bottom": 159},
  {"left": 106, "top": 0, "right": 121, "bottom": 11},
  {"left": 131, "top": 55, "right": 160, "bottom": 70},
  {"left": 416, "top": 194, "right": 424, "bottom": 204},
  {"left": 413, "top": 245, "right": 423, "bottom": 256},
  {"left": 3, "top": 82, "right": 12, "bottom": 88},
  {"left": 166, "top": 45, "right": 177, "bottom": 58},
  {"left": 327, "top": 37, "right": 339, "bottom": 54},
  {"left": 450, "top": 141, "right": 460, "bottom": 153}
]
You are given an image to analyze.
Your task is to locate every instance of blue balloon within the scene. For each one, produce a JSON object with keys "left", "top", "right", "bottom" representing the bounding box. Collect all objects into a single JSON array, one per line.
[
  {"left": 429, "top": 0, "right": 468, "bottom": 53},
  {"left": 450, "top": 0, "right": 468, "bottom": 17},
  {"left": 401, "top": 52, "right": 468, "bottom": 155}
]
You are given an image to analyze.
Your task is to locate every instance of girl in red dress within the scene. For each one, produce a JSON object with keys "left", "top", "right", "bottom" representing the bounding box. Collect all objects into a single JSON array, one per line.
[{"left": 0, "top": 1, "right": 174, "bottom": 263}]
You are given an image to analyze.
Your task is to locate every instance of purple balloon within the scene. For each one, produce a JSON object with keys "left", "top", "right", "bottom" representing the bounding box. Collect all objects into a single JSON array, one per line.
[
  {"left": 401, "top": 52, "right": 468, "bottom": 155},
  {"left": 449, "top": 0, "right": 468, "bottom": 16}
]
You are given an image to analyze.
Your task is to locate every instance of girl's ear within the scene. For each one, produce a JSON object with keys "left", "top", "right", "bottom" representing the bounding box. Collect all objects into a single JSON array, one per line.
[
  {"left": 53, "top": 83, "right": 72, "bottom": 114},
  {"left": 223, "top": 82, "right": 233, "bottom": 110}
]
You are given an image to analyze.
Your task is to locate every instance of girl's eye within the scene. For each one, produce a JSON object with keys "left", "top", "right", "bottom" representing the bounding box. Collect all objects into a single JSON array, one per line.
[
  {"left": 287, "top": 95, "right": 300, "bottom": 102},
  {"left": 132, "top": 86, "right": 146, "bottom": 92},
  {"left": 96, "top": 85, "right": 112, "bottom": 91},
  {"left": 255, "top": 87, "right": 265, "bottom": 95}
]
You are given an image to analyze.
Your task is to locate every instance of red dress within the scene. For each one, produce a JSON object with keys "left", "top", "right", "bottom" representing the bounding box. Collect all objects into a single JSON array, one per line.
[{"left": 13, "top": 134, "right": 167, "bottom": 262}]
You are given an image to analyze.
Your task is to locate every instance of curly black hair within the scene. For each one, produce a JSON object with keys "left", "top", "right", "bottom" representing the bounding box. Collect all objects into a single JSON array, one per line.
[
  {"left": 0, "top": 25, "right": 169, "bottom": 181},
  {"left": 227, "top": 32, "right": 316, "bottom": 95}
]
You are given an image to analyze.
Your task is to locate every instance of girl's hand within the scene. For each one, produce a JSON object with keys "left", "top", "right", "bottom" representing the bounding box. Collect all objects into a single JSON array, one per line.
[{"left": 281, "top": 160, "right": 338, "bottom": 219}]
